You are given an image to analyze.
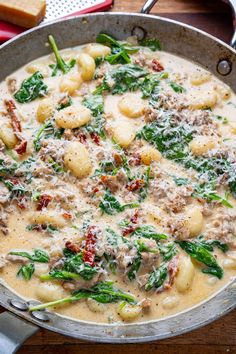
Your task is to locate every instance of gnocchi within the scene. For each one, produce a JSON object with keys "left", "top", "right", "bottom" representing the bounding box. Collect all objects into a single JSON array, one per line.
[
  {"left": 186, "top": 207, "right": 203, "bottom": 238},
  {"left": 36, "top": 98, "right": 54, "bottom": 123},
  {"left": 190, "top": 71, "right": 211, "bottom": 86},
  {"left": 140, "top": 145, "right": 162, "bottom": 165},
  {"left": 189, "top": 136, "right": 216, "bottom": 156},
  {"left": 35, "top": 283, "right": 65, "bottom": 302},
  {"left": 118, "top": 94, "right": 145, "bottom": 118},
  {"left": 175, "top": 256, "right": 195, "bottom": 293},
  {"left": 117, "top": 303, "right": 142, "bottom": 321},
  {"left": 84, "top": 43, "right": 111, "bottom": 58},
  {"left": 64, "top": 141, "right": 92, "bottom": 178},
  {"left": 28, "top": 211, "right": 67, "bottom": 228},
  {"left": 87, "top": 298, "right": 106, "bottom": 313},
  {"left": 0, "top": 123, "right": 17, "bottom": 148},
  {"left": 188, "top": 91, "right": 217, "bottom": 110},
  {"left": 162, "top": 296, "right": 180, "bottom": 310},
  {"left": 55, "top": 105, "right": 91, "bottom": 129},
  {"left": 77, "top": 53, "right": 96, "bottom": 81},
  {"left": 60, "top": 72, "right": 82, "bottom": 95},
  {"left": 112, "top": 121, "right": 135, "bottom": 148}
]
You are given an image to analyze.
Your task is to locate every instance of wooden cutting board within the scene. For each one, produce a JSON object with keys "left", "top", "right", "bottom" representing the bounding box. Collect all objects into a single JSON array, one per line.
[{"left": 1, "top": 0, "right": 235, "bottom": 353}]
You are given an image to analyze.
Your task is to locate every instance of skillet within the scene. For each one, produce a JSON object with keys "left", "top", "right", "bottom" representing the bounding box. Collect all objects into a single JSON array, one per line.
[{"left": 0, "top": 0, "right": 236, "bottom": 352}]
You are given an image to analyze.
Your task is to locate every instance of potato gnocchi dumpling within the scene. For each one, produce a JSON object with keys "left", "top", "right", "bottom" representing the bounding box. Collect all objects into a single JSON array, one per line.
[
  {"left": 64, "top": 141, "right": 92, "bottom": 178},
  {"left": 189, "top": 136, "right": 216, "bottom": 156},
  {"left": 188, "top": 90, "right": 217, "bottom": 110},
  {"left": 84, "top": 43, "right": 111, "bottom": 58},
  {"left": 77, "top": 53, "right": 96, "bottom": 81},
  {"left": 175, "top": 256, "right": 195, "bottom": 293},
  {"left": 60, "top": 72, "right": 82, "bottom": 95},
  {"left": 186, "top": 207, "right": 203, "bottom": 238},
  {"left": 118, "top": 94, "right": 145, "bottom": 118},
  {"left": 117, "top": 303, "right": 142, "bottom": 321},
  {"left": 140, "top": 145, "right": 162, "bottom": 165},
  {"left": 36, "top": 98, "right": 54, "bottom": 123},
  {"left": 28, "top": 211, "right": 67, "bottom": 228},
  {"left": 112, "top": 121, "right": 135, "bottom": 148},
  {"left": 35, "top": 283, "right": 65, "bottom": 302},
  {"left": 190, "top": 71, "right": 211, "bottom": 86},
  {"left": 0, "top": 123, "right": 17, "bottom": 148},
  {"left": 55, "top": 105, "right": 91, "bottom": 129}
]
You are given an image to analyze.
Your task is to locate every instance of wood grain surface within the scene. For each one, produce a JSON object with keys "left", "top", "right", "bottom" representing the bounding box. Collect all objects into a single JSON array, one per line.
[{"left": 1, "top": 0, "right": 236, "bottom": 353}]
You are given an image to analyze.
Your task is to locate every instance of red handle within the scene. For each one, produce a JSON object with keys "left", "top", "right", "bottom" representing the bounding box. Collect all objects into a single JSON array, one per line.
[{"left": 0, "top": 21, "right": 24, "bottom": 42}]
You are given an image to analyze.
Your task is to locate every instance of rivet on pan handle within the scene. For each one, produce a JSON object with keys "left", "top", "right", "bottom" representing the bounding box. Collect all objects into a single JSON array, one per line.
[{"left": 140, "top": 0, "right": 159, "bottom": 14}]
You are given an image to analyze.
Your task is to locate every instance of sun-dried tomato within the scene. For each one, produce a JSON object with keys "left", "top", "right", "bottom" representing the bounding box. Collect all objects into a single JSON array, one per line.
[
  {"left": 78, "top": 132, "right": 87, "bottom": 144},
  {"left": 15, "top": 140, "right": 27, "bottom": 155},
  {"left": 130, "top": 209, "right": 139, "bottom": 224},
  {"left": 82, "top": 226, "right": 99, "bottom": 266},
  {"left": 4, "top": 99, "right": 22, "bottom": 132},
  {"left": 151, "top": 59, "right": 164, "bottom": 72},
  {"left": 36, "top": 194, "right": 52, "bottom": 211},
  {"left": 122, "top": 225, "right": 136, "bottom": 236},
  {"left": 126, "top": 179, "right": 144, "bottom": 192},
  {"left": 90, "top": 132, "right": 100, "bottom": 145}
]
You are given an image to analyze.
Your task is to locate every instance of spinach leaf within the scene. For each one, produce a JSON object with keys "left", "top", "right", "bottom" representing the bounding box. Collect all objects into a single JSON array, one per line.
[
  {"left": 176, "top": 240, "right": 223, "bottom": 279},
  {"left": 131, "top": 225, "right": 167, "bottom": 241},
  {"left": 63, "top": 253, "right": 98, "bottom": 280},
  {"left": 33, "top": 120, "right": 64, "bottom": 151},
  {"left": 127, "top": 254, "right": 142, "bottom": 281},
  {"left": 29, "top": 281, "right": 136, "bottom": 311},
  {"left": 14, "top": 71, "right": 48, "bottom": 103},
  {"left": 48, "top": 35, "right": 76, "bottom": 75},
  {"left": 83, "top": 94, "right": 105, "bottom": 137},
  {"left": 105, "top": 227, "right": 126, "bottom": 248},
  {"left": 0, "top": 159, "right": 18, "bottom": 177},
  {"left": 137, "top": 116, "right": 193, "bottom": 160},
  {"left": 94, "top": 64, "right": 148, "bottom": 95},
  {"left": 99, "top": 190, "right": 139, "bottom": 215},
  {"left": 41, "top": 252, "right": 98, "bottom": 281},
  {"left": 145, "top": 263, "right": 168, "bottom": 291},
  {"left": 139, "top": 38, "right": 161, "bottom": 51},
  {"left": 96, "top": 33, "right": 138, "bottom": 64},
  {"left": 17, "top": 263, "right": 35, "bottom": 281},
  {"left": 26, "top": 224, "right": 58, "bottom": 233},
  {"left": 193, "top": 182, "right": 233, "bottom": 208},
  {"left": 140, "top": 72, "right": 168, "bottom": 99},
  {"left": 138, "top": 166, "right": 151, "bottom": 201},
  {"left": 197, "top": 236, "right": 229, "bottom": 253},
  {"left": 9, "top": 249, "right": 49, "bottom": 263},
  {"left": 56, "top": 96, "right": 72, "bottom": 110},
  {"left": 172, "top": 176, "right": 190, "bottom": 186},
  {"left": 158, "top": 242, "right": 178, "bottom": 262},
  {"left": 4, "top": 180, "right": 27, "bottom": 199},
  {"left": 169, "top": 81, "right": 186, "bottom": 93},
  {"left": 83, "top": 94, "right": 104, "bottom": 116}
]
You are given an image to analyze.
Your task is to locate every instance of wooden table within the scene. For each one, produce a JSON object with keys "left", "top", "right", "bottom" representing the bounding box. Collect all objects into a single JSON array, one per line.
[{"left": 1, "top": 0, "right": 236, "bottom": 353}]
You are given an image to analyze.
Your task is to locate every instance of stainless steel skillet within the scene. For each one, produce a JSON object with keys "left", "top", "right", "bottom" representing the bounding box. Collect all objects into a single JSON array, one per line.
[{"left": 0, "top": 1, "right": 236, "bottom": 352}]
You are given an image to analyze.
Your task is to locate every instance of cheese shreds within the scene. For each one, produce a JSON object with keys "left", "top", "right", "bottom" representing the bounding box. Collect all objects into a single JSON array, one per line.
[{"left": 0, "top": 0, "right": 46, "bottom": 28}]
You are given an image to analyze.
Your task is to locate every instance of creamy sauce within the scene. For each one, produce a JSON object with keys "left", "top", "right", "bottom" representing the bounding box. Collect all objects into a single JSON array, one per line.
[{"left": 0, "top": 36, "right": 236, "bottom": 324}]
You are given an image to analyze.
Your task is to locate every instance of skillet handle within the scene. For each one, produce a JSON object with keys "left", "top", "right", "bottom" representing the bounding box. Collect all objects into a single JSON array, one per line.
[
  {"left": 141, "top": 0, "right": 159, "bottom": 14},
  {"left": 0, "top": 311, "right": 39, "bottom": 354},
  {"left": 226, "top": 0, "right": 236, "bottom": 48}
]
